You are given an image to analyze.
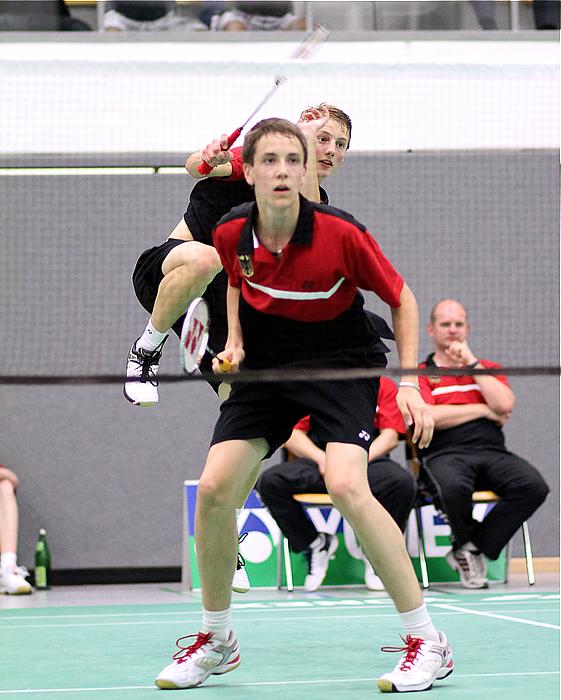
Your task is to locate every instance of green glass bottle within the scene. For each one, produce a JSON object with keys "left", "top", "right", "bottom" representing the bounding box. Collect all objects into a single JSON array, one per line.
[{"left": 35, "top": 528, "right": 51, "bottom": 590}]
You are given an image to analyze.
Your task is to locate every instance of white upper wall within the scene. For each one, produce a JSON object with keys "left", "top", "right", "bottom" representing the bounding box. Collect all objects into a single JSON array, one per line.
[{"left": 1, "top": 40, "right": 558, "bottom": 153}]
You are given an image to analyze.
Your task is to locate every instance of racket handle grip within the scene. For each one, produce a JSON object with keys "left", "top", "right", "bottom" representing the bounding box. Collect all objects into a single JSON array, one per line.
[
  {"left": 197, "top": 128, "right": 243, "bottom": 175},
  {"left": 218, "top": 358, "right": 233, "bottom": 372}
]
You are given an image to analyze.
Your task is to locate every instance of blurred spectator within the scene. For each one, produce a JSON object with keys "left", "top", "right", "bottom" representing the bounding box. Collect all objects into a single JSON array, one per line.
[
  {"left": 210, "top": 1, "right": 305, "bottom": 30},
  {"left": 0, "top": 0, "right": 91, "bottom": 31},
  {"left": 532, "top": 0, "right": 559, "bottom": 29},
  {"left": 103, "top": 1, "right": 207, "bottom": 32},
  {"left": 470, "top": 0, "right": 497, "bottom": 30},
  {"left": 0, "top": 463, "right": 32, "bottom": 595}
]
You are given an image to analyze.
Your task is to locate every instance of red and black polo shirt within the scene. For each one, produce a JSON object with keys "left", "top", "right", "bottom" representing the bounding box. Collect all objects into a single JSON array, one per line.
[
  {"left": 212, "top": 196, "right": 403, "bottom": 368},
  {"left": 419, "top": 352, "right": 509, "bottom": 452}
]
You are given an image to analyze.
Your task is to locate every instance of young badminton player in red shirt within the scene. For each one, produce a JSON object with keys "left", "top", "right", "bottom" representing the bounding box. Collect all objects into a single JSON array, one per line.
[
  {"left": 124, "top": 104, "right": 349, "bottom": 406},
  {"left": 155, "top": 119, "right": 454, "bottom": 693}
]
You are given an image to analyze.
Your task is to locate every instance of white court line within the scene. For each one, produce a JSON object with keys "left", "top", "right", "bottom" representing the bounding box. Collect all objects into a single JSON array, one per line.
[
  {"left": 0, "top": 597, "right": 557, "bottom": 621},
  {"left": 1, "top": 609, "right": 558, "bottom": 630},
  {"left": 0, "top": 672, "right": 558, "bottom": 694},
  {"left": 433, "top": 603, "right": 561, "bottom": 630}
]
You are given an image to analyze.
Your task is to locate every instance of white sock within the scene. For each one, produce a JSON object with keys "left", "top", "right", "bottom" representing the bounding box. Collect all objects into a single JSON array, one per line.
[
  {"left": 137, "top": 320, "right": 168, "bottom": 352},
  {"left": 0, "top": 552, "right": 17, "bottom": 571},
  {"left": 202, "top": 608, "right": 231, "bottom": 642},
  {"left": 400, "top": 604, "right": 439, "bottom": 642},
  {"left": 308, "top": 534, "right": 322, "bottom": 550}
]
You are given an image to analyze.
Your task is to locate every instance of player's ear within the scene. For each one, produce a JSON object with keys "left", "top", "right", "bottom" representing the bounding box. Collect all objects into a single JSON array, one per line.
[{"left": 243, "top": 162, "right": 254, "bottom": 186}]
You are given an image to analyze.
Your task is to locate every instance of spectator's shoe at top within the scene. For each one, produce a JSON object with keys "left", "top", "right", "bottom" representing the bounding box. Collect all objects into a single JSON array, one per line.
[
  {"left": 0, "top": 566, "right": 33, "bottom": 595},
  {"left": 123, "top": 338, "right": 166, "bottom": 406},
  {"left": 155, "top": 631, "right": 240, "bottom": 689},
  {"left": 232, "top": 532, "right": 250, "bottom": 594},
  {"left": 377, "top": 632, "right": 454, "bottom": 693},
  {"left": 304, "top": 533, "right": 338, "bottom": 592},
  {"left": 446, "top": 544, "right": 488, "bottom": 589}
]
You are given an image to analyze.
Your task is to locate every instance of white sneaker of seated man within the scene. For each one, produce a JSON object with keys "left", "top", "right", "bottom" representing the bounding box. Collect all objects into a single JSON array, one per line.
[
  {"left": 155, "top": 631, "right": 240, "bottom": 689},
  {"left": 0, "top": 565, "right": 33, "bottom": 595},
  {"left": 362, "top": 554, "right": 385, "bottom": 591},
  {"left": 446, "top": 541, "right": 488, "bottom": 589},
  {"left": 304, "top": 532, "right": 338, "bottom": 592},
  {"left": 123, "top": 338, "right": 166, "bottom": 406},
  {"left": 378, "top": 632, "right": 454, "bottom": 693},
  {"left": 232, "top": 533, "right": 250, "bottom": 594}
]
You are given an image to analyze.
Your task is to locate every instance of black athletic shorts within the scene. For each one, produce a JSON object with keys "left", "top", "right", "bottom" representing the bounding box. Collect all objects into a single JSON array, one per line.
[
  {"left": 132, "top": 238, "right": 187, "bottom": 335},
  {"left": 211, "top": 377, "right": 380, "bottom": 458}
]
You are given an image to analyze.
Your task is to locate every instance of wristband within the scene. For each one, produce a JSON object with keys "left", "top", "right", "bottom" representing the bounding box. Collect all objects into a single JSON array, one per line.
[
  {"left": 398, "top": 381, "right": 421, "bottom": 392},
  {"left": 465, "top": 360, "right": 479, "bottom": 369}
]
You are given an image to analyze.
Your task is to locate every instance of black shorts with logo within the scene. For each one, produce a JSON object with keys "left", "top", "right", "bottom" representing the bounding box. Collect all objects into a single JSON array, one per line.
[{"left": 211, "top": 377, "right": 380, "bottom": 458}]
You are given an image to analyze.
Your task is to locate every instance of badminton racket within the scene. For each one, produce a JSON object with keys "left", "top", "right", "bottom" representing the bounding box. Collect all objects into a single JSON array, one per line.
[
  {"left": 180, "top": 297, "right": 232, "bottom": 374},
  {"left": 198, "top": 24, "right": 331, "bottom": 175}
]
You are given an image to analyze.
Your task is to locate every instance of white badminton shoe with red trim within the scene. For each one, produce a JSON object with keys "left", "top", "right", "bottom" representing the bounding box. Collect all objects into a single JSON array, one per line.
[
  {"left": 377, "top": 632, "right": 454, "bottom": 693},
  {"left": 123, "top": 339, "right": 165, "bottom": 406},
  {"left": 155, "top": 631, "right": 240, "bottom": 689}
]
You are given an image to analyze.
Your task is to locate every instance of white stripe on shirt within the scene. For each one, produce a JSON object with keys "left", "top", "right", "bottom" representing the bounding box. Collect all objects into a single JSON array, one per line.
[
  {"left": 245, "top": 276, "right": 346, "bottom": 301},
  {"left": 431, "top": 383, "right": 480, "bottom": 396}
]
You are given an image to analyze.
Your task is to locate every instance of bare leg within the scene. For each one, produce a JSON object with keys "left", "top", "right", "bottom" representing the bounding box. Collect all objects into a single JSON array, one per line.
[
  {"left": 236, "top": 461, "right": 262, "bottom": 510},
  {"left": 150, "top": 221, "right": 222, "bottom": 333},
  {"left": 196, "top": 439, "right": 268, "bottom": 611},
  {"left": 0, "top": 480, "right": 18, "bottom": 553},
  {"left": 324, "top": 443, "right": 422, "bottom": 613}
]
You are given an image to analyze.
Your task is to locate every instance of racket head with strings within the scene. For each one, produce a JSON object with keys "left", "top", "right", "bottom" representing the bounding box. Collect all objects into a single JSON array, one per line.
[{"left": 180, "top": 297, "right": 210, "bottom": 374}]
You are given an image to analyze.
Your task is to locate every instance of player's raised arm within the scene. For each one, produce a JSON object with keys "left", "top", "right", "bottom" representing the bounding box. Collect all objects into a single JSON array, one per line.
[{"left": 185, "top": 134, "right": 235, "bottom": 179}]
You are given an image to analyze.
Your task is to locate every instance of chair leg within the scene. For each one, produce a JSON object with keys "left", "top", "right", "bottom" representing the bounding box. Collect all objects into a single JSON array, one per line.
[
  {"left": 283, "top": 537, "right": 294, "bottom": 592},
  {"left": 276, "top": 533, "right": 284, "bottom": 590},
  {"left": 522, "top": 521, "right": 536, "bottom": 586},
  {"left": 415, "top": 507, "right": 430, "bottom": 589}
]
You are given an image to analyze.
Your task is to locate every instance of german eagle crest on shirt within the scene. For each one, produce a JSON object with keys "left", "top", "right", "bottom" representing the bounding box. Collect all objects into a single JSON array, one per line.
[{"left": 238, "top": 254, "right": 254, "bottom": 278}]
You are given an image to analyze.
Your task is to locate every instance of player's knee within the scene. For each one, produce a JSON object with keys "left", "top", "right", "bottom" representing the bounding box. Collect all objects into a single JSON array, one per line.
[{"left": 197, "top": 474, "right": 233, "bottom": 510}]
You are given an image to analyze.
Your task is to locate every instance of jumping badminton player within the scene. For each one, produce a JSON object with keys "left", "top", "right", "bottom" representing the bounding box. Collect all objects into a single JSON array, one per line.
[
  {"left": 124, "top": 104, "right": 349, "bottom": 406},
  {"left": 154, "top": 119, "right": 454, "bottom": 692}
]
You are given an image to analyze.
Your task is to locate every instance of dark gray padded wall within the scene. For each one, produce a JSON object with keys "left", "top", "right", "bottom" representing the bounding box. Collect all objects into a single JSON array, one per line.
[{"left": 1, "top": 151, "right": 558, "bottom": 569}]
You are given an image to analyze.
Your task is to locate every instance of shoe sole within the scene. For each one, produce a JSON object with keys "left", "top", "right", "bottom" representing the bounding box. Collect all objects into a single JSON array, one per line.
[
  {"left": 377, "top": 662, "right": 453, "bottom": 693},
  {"left": 232, "top": 585, "right": 250, "bottom": 593},
  {"left": 122, "top": 386, "right": 157, "bottom": 407},
  {"left": 155, "top": 656, "right": 241, "bottom": 689}
]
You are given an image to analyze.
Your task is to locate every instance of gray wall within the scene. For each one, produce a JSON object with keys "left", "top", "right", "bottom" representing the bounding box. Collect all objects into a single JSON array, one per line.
[{"left": 1, "top": 150, "right": 558, "bottom": 570}]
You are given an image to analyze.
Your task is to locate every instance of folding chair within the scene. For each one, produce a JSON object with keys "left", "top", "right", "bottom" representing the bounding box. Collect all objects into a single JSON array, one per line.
[{"left": 405, "top": 439, "right": 535, "bottom": 588}]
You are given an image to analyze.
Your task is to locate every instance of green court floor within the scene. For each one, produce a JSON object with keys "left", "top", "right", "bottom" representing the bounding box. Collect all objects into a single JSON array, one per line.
[{"left": 0, "top": 591, "right": 559, "bottom": 699}]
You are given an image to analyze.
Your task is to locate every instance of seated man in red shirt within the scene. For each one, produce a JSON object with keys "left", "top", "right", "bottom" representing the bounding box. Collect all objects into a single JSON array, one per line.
[
  {"left": 418, "top": 299, "right": 549, "bottom": 589},
  {"left": 256, "top": 376, "right": 415, "bottom": 591}
]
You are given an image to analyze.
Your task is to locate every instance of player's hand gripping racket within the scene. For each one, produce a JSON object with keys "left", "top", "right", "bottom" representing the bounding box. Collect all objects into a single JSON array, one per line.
[
  {"left": 197, "top": 24, "right": 331, "bottom": 175},
  {"left": 180, "top": 297, "right": 232, "bottom": 374}
]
